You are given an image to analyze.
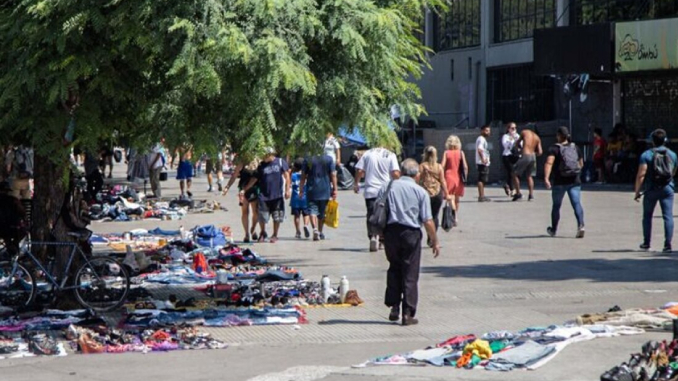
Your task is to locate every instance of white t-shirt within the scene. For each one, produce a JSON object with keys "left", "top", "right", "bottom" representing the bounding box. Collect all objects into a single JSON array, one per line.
[
  {"left": 355, "top": 148, "right": 400, "bottom": 199},
  {"left": 502, "top": 133, "right": 518, "bottom": 156},
  {"left": 147, "top": 144, "right": 165, "bottom": 170},
  {"left": 324, "top": 137, "right": 340, "bottom": 163},
  {"left": 476, "top": 136, "right": 490, "bottom": 166}
]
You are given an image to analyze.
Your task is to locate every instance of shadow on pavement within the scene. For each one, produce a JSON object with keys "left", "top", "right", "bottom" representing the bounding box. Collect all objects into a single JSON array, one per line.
[
  {"left": 422, "top": 256, "right": 678, "bottom": 282},
  {"left": 505, "top": 235, "right": 563, "bottom": 239},
  {"left": 319, "top": 248, "right": 367, "bottom": 253}
]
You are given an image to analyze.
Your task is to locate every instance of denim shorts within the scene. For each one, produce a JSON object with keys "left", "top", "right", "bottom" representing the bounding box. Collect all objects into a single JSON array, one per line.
[
  {"left": 258, "top": 198, "right": 285, "bottom": 223},
  {"left": 307, "top": 200, "right": 329, "bottom": 219},
  {"left": 291, "top": 207, "right": 309, "bottom": 217}
]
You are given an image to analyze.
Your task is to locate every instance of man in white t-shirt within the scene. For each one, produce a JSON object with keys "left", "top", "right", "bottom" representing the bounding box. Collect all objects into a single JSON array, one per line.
[
  {"left": 323, "top": 133, "right": 341, "bottom": 166},
  {"left": 354, "top": 147, "right": 401, "bottom": 252},
  {"left": 476, "top": 125, "right": 491, "bottom": 202}
]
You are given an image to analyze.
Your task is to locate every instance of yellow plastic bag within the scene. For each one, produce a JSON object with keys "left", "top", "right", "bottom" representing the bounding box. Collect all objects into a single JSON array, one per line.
[{"left": 325, "top": 200, "right": 339, "bottom": 228}]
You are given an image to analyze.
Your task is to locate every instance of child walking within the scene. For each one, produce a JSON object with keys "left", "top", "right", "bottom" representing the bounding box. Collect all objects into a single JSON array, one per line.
[{"left": 291, "top": 158, "right": 310, "bottom": 239}]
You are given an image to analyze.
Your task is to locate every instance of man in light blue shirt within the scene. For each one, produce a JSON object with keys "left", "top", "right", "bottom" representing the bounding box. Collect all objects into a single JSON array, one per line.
[
  {"left": 634, "top": 129, "right": 678, "bottom": 253},
  {"left": 377, "top": 159, "right": 440, "bottom": 326}
]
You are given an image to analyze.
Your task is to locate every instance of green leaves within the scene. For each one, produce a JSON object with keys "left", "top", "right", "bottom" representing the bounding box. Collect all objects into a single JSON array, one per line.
[{"left": 0, "top": 0, "right": 434, "bottom": 157}]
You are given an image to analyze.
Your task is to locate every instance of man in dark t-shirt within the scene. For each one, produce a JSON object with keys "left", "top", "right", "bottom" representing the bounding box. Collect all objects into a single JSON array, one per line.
[
  {"left": 300, "top": 155, "right": 337, "bottom": 241},
  {"left": 242, "top": 148, "right": 291, "bottom": 243},
  {"left": 544, "top": 127, "right": 585, "bottom": 238}
]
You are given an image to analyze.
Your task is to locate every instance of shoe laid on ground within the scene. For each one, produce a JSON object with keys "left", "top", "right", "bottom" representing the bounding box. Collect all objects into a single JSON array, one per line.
[
  {"left": 512, "top": 193, "right": 523, "bottom": 201},
  {"left": 304, "top": 226, "right": 310, "bottom": 238},
  {"left": 369, "top": 239, "right": 378, "bottom": 252},
  {"left": 388, "top": 306, "right": 400, "bottom": 322},
  {"left": 402, "top": 315, "right": 419, "bottom": 326},
  {"left": 547, "top": 227, "right": 556, "bottom": 237},
  {"left": 576, "top": 226, "right": 585, "bottom": 238},
  {"left": 528, "top": 194, "right": 534, "bottom": 202},
  {"left": 503, "top": 184, "right": 510, "bottom": 196},
  {"left": 319, "top": 232, "right": 325, "bottom": 240},
  {"left": 295, "top": 232, "right": 301, "bottom": 239},
  {"left": 207, "top": 186, "right": 213, "bottom": 192},
  {"left": 640, "top": 243, "right": 650, "bottom": 251},
  {"left": 663, "top": 245, "right": 672, "bottom": 254},
  {"left": 269, "top": 236, "right": 278, "bottom": 243},
  {"left": 313, "top": 230, "right": 319, "bottom": 241}
]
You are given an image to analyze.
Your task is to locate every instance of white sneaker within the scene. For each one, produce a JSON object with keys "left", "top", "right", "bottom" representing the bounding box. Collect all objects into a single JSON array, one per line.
[{"left": 369, "top": 238, "right": 378, "bottom": 252}]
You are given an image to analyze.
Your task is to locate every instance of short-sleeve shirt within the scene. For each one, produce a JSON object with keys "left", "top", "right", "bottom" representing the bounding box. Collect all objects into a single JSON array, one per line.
[
  {"left": 323, "top": 137, "right": 340, "bottom": 164},
  {"left": 355, "top": 148, "right": 400, "bottom": 199},
  {"left": 593, "top": 137, "right": 606, "bottom": 160},
  {"left": 378, "top": 177, "right": 432, "bottom": 229},
  {"left": 304, "top": 155, "right": 336, "bottom": 201},
  {"left": 290, "top": 172, "right": 307, "bottom": 209},
  {"left": 639, "top": 147, "right": 678, "bottom": 190},
  {"left": 547, "top": 143, "right": 583, "bottom": 186},
  {"left": 476, "top": 136, "right": 489, "bottom": 165},
  {"left": 256, "top": 158, "right": 289, "bottom": 201}
]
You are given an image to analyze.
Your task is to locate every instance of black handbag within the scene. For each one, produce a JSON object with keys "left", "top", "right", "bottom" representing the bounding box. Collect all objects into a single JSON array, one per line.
[
  {"left": 459, "top": 154, "right": 467, "bottom": 183},
  {"left": 441, "top": 202, "right": 455, "bottom": 232},
  {"left": 368, "top": 180, "right": 394, "bottom": 235},
  {"left": 159, "top": 172, "right": 168, "bottom": 181}
]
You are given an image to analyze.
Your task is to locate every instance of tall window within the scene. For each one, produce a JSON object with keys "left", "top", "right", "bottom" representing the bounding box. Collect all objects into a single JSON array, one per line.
[
  {"left": 571, "top": 0, "right": 678, "bottom": 25},
  {"left": 494, "top": 0, "right": 556, "bottom": 42},
  {"left": 434, "top": 0, "right": 481, "bottom": 51},
  {"left": 486, "top": 65, "right": 555, "bottom": 123}
]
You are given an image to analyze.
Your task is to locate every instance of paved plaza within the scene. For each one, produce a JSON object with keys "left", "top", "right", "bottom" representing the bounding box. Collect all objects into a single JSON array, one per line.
[{"left": 2, "top": 172, "right": 677, "bottom": 381}]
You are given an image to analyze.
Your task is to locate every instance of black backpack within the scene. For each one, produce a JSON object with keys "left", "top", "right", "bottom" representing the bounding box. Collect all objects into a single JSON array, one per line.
[
  {"left": 651, "top": 148, "right": 676, "bottom": 187},
  {"left": 367, "top": 180, "right": 394, "bottom": 235},
  {"left": 557, "top": 143, "right": 581, "bottom": 177}
]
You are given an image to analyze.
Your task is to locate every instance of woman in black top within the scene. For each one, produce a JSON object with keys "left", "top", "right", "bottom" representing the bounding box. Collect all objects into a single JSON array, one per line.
[{"left": 224, "top": 158, "right": 260, "bottom": 242}]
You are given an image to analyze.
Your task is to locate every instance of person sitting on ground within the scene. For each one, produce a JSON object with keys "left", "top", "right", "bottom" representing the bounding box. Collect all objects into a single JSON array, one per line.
[
  {"left": 512, "top": 126, "right": 543, "bottom": 201},
  {"left": 290, "top": 158, "right": 310, "bottom": 239}
]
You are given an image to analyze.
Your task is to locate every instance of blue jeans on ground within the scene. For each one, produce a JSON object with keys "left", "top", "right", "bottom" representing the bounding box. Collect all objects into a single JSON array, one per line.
[
  {"left": 551, "top": 184, "right": 584, "bottom": 231},
  {"left": 642, "top": 185, "right": 674, "bottom": 248}
]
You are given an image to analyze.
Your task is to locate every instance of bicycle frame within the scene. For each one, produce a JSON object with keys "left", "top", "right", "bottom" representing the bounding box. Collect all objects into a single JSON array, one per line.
[{"left": 16, "top": 241, "right": 102, "bottom": 292}]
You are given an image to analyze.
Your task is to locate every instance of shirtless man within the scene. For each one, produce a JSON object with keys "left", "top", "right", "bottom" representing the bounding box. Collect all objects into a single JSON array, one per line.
[{"left": 512, "top": 126, "right": 543, "bottom": 201}]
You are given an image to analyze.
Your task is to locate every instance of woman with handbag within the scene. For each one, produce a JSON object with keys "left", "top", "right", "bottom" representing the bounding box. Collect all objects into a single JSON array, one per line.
[
  {"left": 419, "top": 147, "right": 449, "bottom": 245},
  {"left": 441, "top": 135, "right": 468, "bottom": 224},
  {"left": 501, "top": 122, "right": 520, "bottom": 197}
]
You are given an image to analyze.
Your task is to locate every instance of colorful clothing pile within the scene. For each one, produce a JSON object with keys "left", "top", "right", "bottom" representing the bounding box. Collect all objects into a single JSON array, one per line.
[{"left": 121, "top": 307, "right": 306, "bottom": 328}]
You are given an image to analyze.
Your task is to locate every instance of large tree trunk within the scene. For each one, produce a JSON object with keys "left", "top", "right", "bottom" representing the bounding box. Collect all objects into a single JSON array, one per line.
[{"left": 31, "top": 153, "right": 69, "bottom": 251}]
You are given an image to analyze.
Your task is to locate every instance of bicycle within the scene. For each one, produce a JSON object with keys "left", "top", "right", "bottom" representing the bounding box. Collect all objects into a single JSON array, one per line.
[{"left": 0, "top": 231, "right": 131, "bottom": 312}]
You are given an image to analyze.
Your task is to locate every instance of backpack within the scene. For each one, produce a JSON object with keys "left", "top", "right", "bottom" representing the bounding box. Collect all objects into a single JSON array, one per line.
[
  {"left": 651, "top": 148, "right": 675, "bottom": 187},
  {"left": 367, "top": 180, "right": 394, "bottom": 235},
  {"left": 557, "top": 143, "right": 580, "bottom": 177},
  {"left": 13, "top": 147, "right": 33, "bottom": 179}
]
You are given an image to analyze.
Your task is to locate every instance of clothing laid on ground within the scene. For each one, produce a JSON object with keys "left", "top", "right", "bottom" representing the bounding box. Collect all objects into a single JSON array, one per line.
[
  {"left": 256, "top": 158, "right": 289, "bottom": 201},
  {"left": 443, "top": 150, "right": 465, "bottom": 197},
  {"left": 513, "top": 154, "right": 536, "bottom": 178},
  {"left": 475, "top": 136, "right": 490, "bottom": 166},
  {"left": 304, "top": 155, "right": 335, "bottom": 201},
  {"left": 355, "top": 148, "right": 399, "bottom": 199}
]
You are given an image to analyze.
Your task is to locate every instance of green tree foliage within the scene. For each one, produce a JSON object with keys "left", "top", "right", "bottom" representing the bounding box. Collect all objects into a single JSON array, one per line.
[{"left": 1, "top": 0, "right": 434, "bottom": 158}]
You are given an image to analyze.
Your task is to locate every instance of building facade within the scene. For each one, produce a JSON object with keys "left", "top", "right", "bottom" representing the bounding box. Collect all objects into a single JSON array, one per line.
[{"left": 418, "top": 0, "right": 678, "bottom": 142}]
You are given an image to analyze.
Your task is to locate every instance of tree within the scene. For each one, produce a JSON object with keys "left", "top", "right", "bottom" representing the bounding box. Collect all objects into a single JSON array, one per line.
[{"left": 0, "top": 0, "right": 434, "bottom": 245}]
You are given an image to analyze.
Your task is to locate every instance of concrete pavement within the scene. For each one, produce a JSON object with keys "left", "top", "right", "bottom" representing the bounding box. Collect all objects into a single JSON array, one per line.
[{"left": 3, "top": 168, "right": 678, "bottom": 381}]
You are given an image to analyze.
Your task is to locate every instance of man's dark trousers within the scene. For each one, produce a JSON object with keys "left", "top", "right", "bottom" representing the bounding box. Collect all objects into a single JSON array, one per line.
[{"left": 384, "top": 223, "right": 422, "bottom": 317}]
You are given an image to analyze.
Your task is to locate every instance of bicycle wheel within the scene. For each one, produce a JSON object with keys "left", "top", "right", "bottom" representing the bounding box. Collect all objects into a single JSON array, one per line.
[
  {"left": 0, "top": 261, "right": 35, "bottom": 309},
  {"left": 73, "top": 257, "right": 130, "bottom": 312}
]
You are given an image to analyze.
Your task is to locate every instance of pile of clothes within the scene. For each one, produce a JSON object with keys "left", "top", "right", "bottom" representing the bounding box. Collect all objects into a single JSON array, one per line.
[
  {"left": 356, "top": 324, "right": 644, "bottom": 371},
  {"left": 576, "top": 304, "right": 678, "bottom": 331}
]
